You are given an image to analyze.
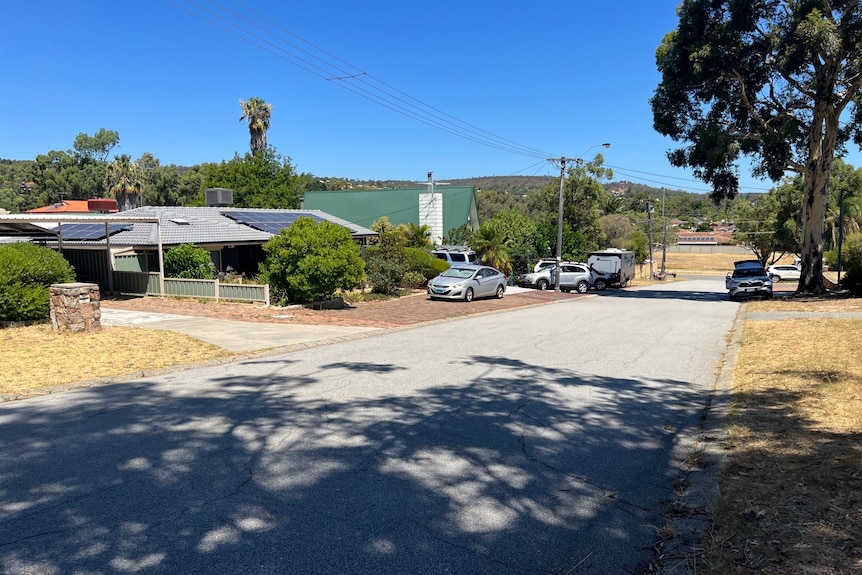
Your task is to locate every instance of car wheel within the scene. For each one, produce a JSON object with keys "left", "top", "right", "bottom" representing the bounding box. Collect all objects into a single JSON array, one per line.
[
  {"left": 537, "top": 279, "right": 549, "bottom": 290},
  {"left": 495, "top": 284, "right": 504, "bottom": 299},
  {"left": 576, "top": 280, "right": 589, "bottom": 294},
  {"left": 594, "top": 278, "right": 607, "bottom": 291},
  {"left": 770, "top": 274, "right": 780, "bottom": 282},
  {"left": 464, "top": 287, "right": 474, "bottom": 302}
]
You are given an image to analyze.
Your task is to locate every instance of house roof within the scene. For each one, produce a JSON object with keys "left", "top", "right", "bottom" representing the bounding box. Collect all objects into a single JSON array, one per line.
[
  {"left": 676, "top": 231, "right": 734, "bottom": 245},
  {"left": 302, "top": 186, "right": 479, "bottom": 231},
  {"left": 0, "top": 213, "right": 158, "bottom": 236},
  {"left": 28, "top": 199, "right": 119, "bottom": 213},
  {"left": 0, "top": 207, "right": 376, "bottom": 247}
]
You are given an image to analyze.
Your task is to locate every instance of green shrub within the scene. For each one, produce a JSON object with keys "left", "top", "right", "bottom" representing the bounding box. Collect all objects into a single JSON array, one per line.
[
  {"left": 401, "top": 271, "right": 427, "bottom": 289},
  {"left": 841, "top": 264, "right": 862, "bottom": 296},
  {"left": 365, "top": 245, "right": 407, "bottom": 294},
  {"left": 0, "top": 282, "right": 50, "bottom": 322},
  {"left": 164, "top": 244, "right": 215, "bottom": 279},
  {"left": 0, "top": 242, "right": 75, "bottom": 287},
  {"left": 0, "top": 243, "right": 75, "bottom": 322},
  {"left": 258, "top": 218, "right": 365, "bottom": 305},
  {"left": 824, "top": 248, "right": 838, "bottom": 270},
  {"left": 404, "top": 247, "right": 448, "bottom": 280}
]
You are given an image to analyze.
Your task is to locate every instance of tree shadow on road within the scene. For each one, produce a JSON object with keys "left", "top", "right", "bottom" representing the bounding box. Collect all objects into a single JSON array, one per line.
[{"left": 0, "top": 352, "right": 720, "bottom": 574}]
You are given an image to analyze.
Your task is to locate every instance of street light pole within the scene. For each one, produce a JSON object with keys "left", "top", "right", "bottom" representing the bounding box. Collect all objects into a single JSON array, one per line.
[{"left": 550, "top": 143, "right": 610, "bottom": 291}]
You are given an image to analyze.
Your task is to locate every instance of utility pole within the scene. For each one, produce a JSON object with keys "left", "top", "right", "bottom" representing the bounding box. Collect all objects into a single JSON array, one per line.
[
  {"left": 660, "top": 189, "right": 668, "bottom": 278},
  {"left": 647, "top": 200, "right": 654, "bottom": 279},
  {"left": 552, "top": 157, "right": 567, "bottom": 291},
  {"left": 548, "top": 143, "right": 610, "bottom": 292}
]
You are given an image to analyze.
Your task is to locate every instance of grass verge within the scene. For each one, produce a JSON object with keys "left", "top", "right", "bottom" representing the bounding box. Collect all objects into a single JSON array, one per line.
[
  {"left": 0, "top": 325, "right": 231, "bottom": 399},
  {"left": 701, "top": 312, "right": 862, "bottom": 573}
]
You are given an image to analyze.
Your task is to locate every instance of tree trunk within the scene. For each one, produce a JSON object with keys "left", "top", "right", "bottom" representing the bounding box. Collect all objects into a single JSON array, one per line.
[
  {"left": 798, "top": 173, "right": 827, "bottom": 294},
  {"left": 116, "top": 192, "right": 136, "bottom": 212},
  {"left": 250, "top": 129, "right": 267, "bottom": 155},
  {"left": 797, "top": 100, "right": 842, "bottom": 295}
]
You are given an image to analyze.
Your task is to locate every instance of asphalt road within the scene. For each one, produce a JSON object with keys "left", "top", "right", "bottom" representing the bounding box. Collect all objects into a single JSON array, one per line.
[{"left": 0, "top": 277, "right": 738, "bottom": 574}]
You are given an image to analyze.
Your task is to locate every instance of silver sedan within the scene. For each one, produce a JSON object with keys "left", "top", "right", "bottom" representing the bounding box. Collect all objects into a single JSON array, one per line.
[{"left": 427, "top": 264, "right": 506, "bottom": 301}]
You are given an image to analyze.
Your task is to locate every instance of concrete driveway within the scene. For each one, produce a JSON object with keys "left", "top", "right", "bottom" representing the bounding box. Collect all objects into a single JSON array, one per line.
[{"left": 99, "top": 307, "right": 380, "bottom": 353}]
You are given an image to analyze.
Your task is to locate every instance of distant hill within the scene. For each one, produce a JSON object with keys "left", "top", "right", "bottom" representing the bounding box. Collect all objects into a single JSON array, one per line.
[
  {"left": 344, "top": 175, "right": 697, "bottom": 200},
  {"left": 446, "top": 176, "right": 555, "bottom": 195}
]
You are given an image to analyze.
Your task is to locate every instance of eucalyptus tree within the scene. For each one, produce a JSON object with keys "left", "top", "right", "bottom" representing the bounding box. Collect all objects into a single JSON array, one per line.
[
  {"left": 538, "top": 154, "right": 612, "bottom": 254},
  {"left": 72, "top": 129, "right": 119, "bottom": 163},
  {"left": 202, "top": 147, "right": 306, "bottom": 209},
  {"left": 239, "top": 97, "right": 272, "bottom": 155},
  {"left": 651, "top": 0, "right": 862, "bottom": 294},
  {"left": 730, "top": 194, "right": 783, "bottom": 265}
]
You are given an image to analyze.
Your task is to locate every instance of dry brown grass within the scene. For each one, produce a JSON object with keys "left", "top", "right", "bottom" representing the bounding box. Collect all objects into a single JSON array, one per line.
[
  {"left": 747, "top": 297, "right": 862, "bottom": 313},
  {"left": 661, "top": 252, "right": 798, "bottom": 273},
  {"left": 702, "top": 316, "right": 862, "bottom": 573},
  {"left": 0, "top": 324, "right": 231, "bottom": 398}
]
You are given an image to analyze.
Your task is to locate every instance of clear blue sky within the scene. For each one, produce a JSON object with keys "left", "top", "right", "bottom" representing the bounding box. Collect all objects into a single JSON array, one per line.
[{"left": 2, "top": 1, "right": 855, "bottom": 195}]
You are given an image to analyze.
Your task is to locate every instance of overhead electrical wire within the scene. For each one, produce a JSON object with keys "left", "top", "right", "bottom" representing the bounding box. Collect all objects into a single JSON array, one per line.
[
  {"left": 608, "top": 165, "right": 773, "bottom": 193},
  {"left": 167, "top": 0, "right": 775, "bottom": 195},
  {"left": 167, "top": 0, "right": 556, "bottom": 160}
]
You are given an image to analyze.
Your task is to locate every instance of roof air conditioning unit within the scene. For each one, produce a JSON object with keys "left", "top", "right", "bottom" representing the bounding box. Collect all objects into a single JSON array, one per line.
[{"left": 205, "top": 188, "right": 233, "bottom": 207}]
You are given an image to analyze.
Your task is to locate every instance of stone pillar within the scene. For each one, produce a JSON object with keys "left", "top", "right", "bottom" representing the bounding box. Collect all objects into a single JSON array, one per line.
[{"left": 49, "top": 283, "right": 101, "bottom": 333}]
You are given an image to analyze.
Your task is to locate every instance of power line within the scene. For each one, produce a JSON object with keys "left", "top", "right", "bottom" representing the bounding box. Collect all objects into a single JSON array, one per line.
[
  {"left": 609, "top": 165, "right": 773, "bottom": 193},
  {"left": 167, "top": 0, "right": 556, "bottom": 160},
  {"left": 168, "top": 1, "right": 785, "bottom": 195}
]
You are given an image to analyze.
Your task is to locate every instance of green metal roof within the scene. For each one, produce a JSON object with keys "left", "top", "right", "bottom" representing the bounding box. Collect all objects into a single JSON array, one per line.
[{"left": 302, "top": 187, "right": 479, "bottom": 232}]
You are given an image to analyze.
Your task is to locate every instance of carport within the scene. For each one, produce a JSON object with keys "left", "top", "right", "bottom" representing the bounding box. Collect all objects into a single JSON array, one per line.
[{"left": 0, "top": 213, "right": 166, "bottom": 295}]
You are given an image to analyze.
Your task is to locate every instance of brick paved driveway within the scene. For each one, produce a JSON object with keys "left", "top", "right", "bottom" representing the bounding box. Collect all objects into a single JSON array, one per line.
[{"left": 101, "top": 289, "right": 585, "bottom": 329}]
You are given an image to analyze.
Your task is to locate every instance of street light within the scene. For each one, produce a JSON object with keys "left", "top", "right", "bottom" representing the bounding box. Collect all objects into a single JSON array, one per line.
[{"left": 552, "top": 143, "right": 610, "bottom": 291}]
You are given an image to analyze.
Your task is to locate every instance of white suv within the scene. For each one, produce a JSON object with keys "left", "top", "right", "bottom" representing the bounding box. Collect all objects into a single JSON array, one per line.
[
  {"left": 767, "top": 264, "right": 801, "bottom": 282},
  {"left": 726, "top": 260, "right": 773, "bottom": 300},
  {"left": 432, "top": 245, "right": 477, "bottom": 264}
]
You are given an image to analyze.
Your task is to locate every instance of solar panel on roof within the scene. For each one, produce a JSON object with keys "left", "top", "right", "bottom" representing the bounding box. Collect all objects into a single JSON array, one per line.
[
  {"left": 222, "top": 211, "right": 325, "bottom": 234},
  {"left": 57, "top": 223, "right": 131, "bottom": 241}
]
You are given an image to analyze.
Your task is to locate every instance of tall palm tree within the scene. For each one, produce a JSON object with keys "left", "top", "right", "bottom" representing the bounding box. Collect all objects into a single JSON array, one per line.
[
  {"left": 239, "top": 97, "right": 272, "bottom": 155},
  {"left": 602, "top": 195, "right": 626, "bottom": 215},
  {"left": 103, "top": 154, "right": 142, "bottom": 211}
]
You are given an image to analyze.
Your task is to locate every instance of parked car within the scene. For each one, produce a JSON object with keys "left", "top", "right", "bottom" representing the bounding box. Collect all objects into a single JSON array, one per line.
[
  {"left": 767, "top": 264, "right": 801, "bottom": 282},
  {"left": 533, "top": 258, "right": 558, "bottom": 273},
  {"left": 427, "top": 264, "right": 506, "bottom": 301},
  {"left": 726, "top": 260, "right": 773, "bottom": 300},
  {"left": 431, "top": 245, "right": 478, "bottom": 264},
  {"left": 517, "top": 263, "right": 607, "bottom": 293}
]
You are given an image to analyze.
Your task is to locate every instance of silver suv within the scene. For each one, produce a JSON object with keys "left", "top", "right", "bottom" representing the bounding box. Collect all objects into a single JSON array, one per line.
[
  {"left": 517, "top": 262, "right": 607, "bottom": 293},
  {"left": 726, "top": 260, "right": 773, "bottom": 300}
]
